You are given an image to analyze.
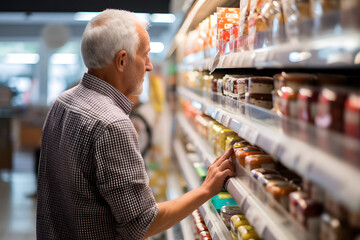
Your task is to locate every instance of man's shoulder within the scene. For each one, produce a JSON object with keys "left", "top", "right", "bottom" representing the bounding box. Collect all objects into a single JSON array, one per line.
[{"left": 57, "top": 85, "right": 130, "bottom": 124}]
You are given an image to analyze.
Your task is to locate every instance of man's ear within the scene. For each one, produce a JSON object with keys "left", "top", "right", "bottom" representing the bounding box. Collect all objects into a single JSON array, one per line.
[{"left": 115, "top": 50, "right": 127, "bottom": 72}]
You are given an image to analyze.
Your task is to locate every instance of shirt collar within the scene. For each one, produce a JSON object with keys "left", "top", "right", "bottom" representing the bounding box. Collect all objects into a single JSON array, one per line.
[{"left": 80, "top": 73, "right": 133, "bottom": 115}]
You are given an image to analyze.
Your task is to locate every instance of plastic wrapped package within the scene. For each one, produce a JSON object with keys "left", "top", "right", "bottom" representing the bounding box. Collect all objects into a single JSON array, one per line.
[
  {"left": 281, "top": 0, "right": 311, "bottom": 42},
  {"left": 260, "top": 0, "right": 285, "bottom": 46},
  {"left": 247, "top": 0, "right": 268, "bottom": 50},
  {"left": 232, "top": 140, "right": 251, "bottom": 161},
  {"left": 310, "top": 0, "right": 340, "bottom": 35},
  {"left": 235, "top": 146, "right": 264, "bottom": 166},
  {"left": 248, "top": 76, "right": 274, "bottom": 94},
  {"left": 245, "top": 93, "right": 273, "bottom": 109},
  {"left": 238, "top": 0, "right": 251, "bottom": 51},
  {"left": 244, "top": 154, "right": 276, "bottom": 171}
]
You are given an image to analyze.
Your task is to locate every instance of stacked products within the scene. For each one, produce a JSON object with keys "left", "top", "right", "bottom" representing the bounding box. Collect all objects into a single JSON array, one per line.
[
  {"left": 184, "top": 70, "right": 360, "bottom": 143},
  {"left": 182, "top": 0, "right": 358, "bottom": 57},
  {"left": 182, "top": 100, "right": 360, "bottom": 239}
]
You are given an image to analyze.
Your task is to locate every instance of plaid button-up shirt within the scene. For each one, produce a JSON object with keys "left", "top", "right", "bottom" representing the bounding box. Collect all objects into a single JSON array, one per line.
[{"left": 37, "top": 73, "right": 158, "bottom": 240}]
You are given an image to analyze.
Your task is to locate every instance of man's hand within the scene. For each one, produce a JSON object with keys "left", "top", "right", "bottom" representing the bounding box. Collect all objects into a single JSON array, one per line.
[{"left": 201, "top": 148, "right": 235, "bottom": 197}]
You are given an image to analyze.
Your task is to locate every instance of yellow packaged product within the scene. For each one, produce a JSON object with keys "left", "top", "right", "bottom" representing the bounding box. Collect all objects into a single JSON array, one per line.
[
  {"left": 225, "top": 135, "right": 244, "bottom": 152},
  {"left": 208, "top": 122, "right": 224, "bottom": 151},
  {"left": 230, "top": 214, "right": 250, "bottom": 235},
  {"left": 237, "top": 225, "right": 261, "bottom": 240},
  {"left": 215, "top": 128, "right": 237, "bottom": 156}
]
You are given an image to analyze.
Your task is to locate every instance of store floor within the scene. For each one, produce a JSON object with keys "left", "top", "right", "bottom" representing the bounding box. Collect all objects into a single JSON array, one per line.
[{"left": 0, "top": 151, "right": 37, "bottom": 240}]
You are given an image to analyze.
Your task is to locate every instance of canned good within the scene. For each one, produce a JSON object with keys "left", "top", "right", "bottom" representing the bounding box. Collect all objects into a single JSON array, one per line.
[{"left": 220, "top": 205, "right": 243, "bottom": 229}]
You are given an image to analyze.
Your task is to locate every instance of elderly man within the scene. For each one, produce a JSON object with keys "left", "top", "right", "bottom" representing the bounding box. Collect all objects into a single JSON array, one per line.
[{"left": 36, "top": 9, "right": 234, "bottom": 240}]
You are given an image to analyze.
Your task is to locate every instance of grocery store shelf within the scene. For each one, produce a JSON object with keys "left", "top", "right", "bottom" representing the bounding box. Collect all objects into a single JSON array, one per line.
[
  {"left": 179, "top": 5, "right": 360, "bottom": 70},
  {"left": 182, "top": 30, "right": 360, "bottom": 70},
  {"left": 178, "top": 87, "right": 360, "bottom": 214},
  {"left": 198, "top": 202, "right": 232, "bottom": 240},
  {"left": 173, "top": 138, "right": 232, "bottom": 240},
  {"left": 177, "top": 112, "right": 309, "bottom": 240}
]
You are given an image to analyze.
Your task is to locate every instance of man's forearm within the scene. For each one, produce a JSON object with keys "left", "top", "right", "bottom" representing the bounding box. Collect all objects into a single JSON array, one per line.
[{"left": 143, "top": 186, "right": 210, "bottom": 238}]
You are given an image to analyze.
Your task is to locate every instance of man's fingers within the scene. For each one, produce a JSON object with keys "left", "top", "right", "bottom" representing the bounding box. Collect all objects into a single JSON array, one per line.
[
  {"left": 219, "top": 159, "right": 234, "bottom": 173},
  {"left": 213, "top": 148, "right": 234, "bottom": 166}
]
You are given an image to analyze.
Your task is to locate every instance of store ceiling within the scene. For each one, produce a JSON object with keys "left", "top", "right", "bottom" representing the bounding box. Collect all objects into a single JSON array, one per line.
[{"left": 0, "top": 0, "right": 171, "bottom": 13}]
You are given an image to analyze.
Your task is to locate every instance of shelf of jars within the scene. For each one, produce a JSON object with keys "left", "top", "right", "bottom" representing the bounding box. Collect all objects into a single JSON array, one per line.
[
  {"left": 176, "top": 112, "right": 312, "bottom": 240},
  {"left": 177, "top": 2, "right": 360, "bottom": 71},
  {"left": 173, "top": 138, "right": 232, "bottom": 240},
  {"left": 177, "top": 86, "right": 360, "bottom": 215}
]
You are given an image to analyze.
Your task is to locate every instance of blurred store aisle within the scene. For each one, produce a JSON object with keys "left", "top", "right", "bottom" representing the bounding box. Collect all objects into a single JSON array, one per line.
[{"left": 0, "top": 151, "right": 37, "bottom": 240}]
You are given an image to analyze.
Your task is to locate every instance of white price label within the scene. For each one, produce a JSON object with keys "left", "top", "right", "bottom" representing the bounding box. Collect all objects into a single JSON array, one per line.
[
  {"left": 270, "top": 142, "right": 286, "bottom": 159},
  {"left": 254, "top": 51, "right": 268, "bottom": 68},
  {"left": 218, "top": 56, "right": 225, "bottom": 68},
  {"left": 223, "top": 115, "right": 231, "bottom": 127},
  {"left": 216, "top": 111, "right": 223, "bottom": 122},
  {"left": 238, "top": 125, "right": 249, "bottom": 139},
  {"left": 246, "top": 129, "right": 259, "bottom": 145},
  {"left": 243, "top": 52, "right": 254, "bottom": 67},
  {"left": 210, "top": 227, "right": 216, "bottom": 238},
  {"left": 204, "top": 214, "right": 210, "bottom": 225}
]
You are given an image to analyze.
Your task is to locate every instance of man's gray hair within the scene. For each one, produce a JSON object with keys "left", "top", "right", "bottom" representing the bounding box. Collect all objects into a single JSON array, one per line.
[{"left": 81, "top": 9, "right": 150, "bottom": 69}]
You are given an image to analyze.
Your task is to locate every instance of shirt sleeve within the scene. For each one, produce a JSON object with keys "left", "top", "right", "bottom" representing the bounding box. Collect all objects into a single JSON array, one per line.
[{"left": 94, "top": 118, "right": 158, "bottom": 239}]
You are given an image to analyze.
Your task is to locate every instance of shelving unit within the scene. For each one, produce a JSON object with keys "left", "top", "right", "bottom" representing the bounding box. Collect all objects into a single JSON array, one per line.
[
  {"left": 182, "top": 30, "right": 360, "bottom": 70},
  {"left": 171, "top": 0, "right": 360, "bottom": 239},
  {"left": 177, "top": 112, "right": 311, "bottom": 240},
  {"left": 178, "top": 87, "right": 360, "bottom": 214},
  {"left": 173, "top": 139, "right": 232, "bottom": 240}
]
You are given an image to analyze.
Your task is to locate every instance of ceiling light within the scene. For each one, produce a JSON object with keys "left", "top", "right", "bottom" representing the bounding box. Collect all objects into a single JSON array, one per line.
[
  {"left": 150, "top": 42, "right": 164, "bottom": 53},
  {"left": 74, "top": 12, "right": 100, "bottom": 21},
  {"left": 5, "top": 53, "right": 39, "bottom": 64},
  {"left": 150, "top": 13, "right": 176, "bottom": 23},
  {"left": 135, "top": 13, "right": 151, "bottom": 22},
  {"left": 50, "top": 54, "right": 77, "bottom": 65}
]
